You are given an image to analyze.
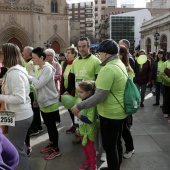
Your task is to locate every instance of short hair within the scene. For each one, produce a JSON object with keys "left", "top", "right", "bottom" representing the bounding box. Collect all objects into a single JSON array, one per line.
[
  {"left": 79, "top": 37, "right": 91, "bottom": 46},
  {"left": 2, "top": 43, "right": 24, "bottom": 68},
  {"left": 167, "top": 51, "right": 170, "bottom": 59},
  {"left": 139, "top": 49, "right": 146, "bottom": 55},
  {"left": 59, "top": 53, "right": 65, "bottom": 57},
  {"left": 66, "top": 46, "right": 78, "bottom": 57},
  {"left": 32, "top": 47, "right": 46, "bottom": 61},
  {"left": 120, "top": 39, "right": 130, "bottom": 49},
  {"left": 45, "top": 48, "right": 55, "bottom": 58},
  {"left": 24, "top": 46, "right": 33, "bottom": 56}
]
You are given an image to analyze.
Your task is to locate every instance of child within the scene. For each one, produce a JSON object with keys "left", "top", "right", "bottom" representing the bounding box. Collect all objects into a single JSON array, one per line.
[{"left": 73, "top": 81, "right": 97, "bottom": 170}]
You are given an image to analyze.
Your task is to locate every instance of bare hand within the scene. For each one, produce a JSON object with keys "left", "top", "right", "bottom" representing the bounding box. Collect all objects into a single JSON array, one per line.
[
  {"left": 71, "top": 105, "right": 80, "bottom": 115},
  {"left": 28, "top": 64, "right": 34, "bottom": 74},
  {"left": 63, "top": 91, "right": 69, "bottom": 95},
  {"left": 33, "top": 101, "right": 39, "bottom": 108}
]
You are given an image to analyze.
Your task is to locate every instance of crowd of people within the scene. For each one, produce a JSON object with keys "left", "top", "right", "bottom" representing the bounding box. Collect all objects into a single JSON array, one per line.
[{"left": 0, "top": 37, "right": 169, "bottom": 170}]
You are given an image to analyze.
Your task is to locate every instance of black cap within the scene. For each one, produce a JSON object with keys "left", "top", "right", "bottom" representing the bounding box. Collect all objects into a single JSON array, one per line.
[{"left": 97, "top": 39, "right": 119, "bottom": 55}]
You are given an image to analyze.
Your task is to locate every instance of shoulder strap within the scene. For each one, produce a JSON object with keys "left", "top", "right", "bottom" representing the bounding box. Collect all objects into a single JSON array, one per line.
[{"left": 110, "top": 64, "right": 126, "bottom": 110}]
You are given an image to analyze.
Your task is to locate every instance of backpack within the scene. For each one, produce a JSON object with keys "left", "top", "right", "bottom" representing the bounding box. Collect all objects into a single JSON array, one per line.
[{"left": 111, "top": 65, "right": 141, "bottom": 115}]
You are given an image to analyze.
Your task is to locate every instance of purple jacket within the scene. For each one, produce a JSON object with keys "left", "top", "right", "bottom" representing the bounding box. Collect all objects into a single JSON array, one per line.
[{"left": 0, "top": 129, "right": 19, "bottom": 170}]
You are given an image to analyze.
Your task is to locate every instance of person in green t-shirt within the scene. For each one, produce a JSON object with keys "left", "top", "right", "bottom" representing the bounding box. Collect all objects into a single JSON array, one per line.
[
  {"left": 160, "top": 51, "right": 170, "bottom": 118},
  {"left": 73, "top": 81, "right": 97, "bottom": 170},
  {"left": 71, "top": 39, "right": 127, "bottom": 170},
  {"left": 152, "top": 49, "right": 166, "bottom": 106},
  {"left": 60, "top": 46, "right": 77, "bottom": 134},
  {"left": 59, "top": 53, "right": 66, "bottom": 67}
]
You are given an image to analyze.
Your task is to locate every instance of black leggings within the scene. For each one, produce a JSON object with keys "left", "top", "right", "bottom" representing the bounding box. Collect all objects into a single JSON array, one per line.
[
  {"left": 41, "top": 110, "right": 59, "bottom": 148},
  {"left": 100, "top": 116, "right": 124, "bottom": 170}
]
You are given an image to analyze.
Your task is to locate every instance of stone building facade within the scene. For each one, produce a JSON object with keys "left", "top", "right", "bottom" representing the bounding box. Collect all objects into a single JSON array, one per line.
[
  {"left": 0, "top": 0, "right": 70, "bottom": 53},
  {"left": 140, "top": 11, "right": 170, "bottom": 53}
]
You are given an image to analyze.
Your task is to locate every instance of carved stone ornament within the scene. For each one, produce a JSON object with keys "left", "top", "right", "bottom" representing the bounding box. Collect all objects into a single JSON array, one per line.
[{"left": 5, "top": 0, "right": 18, "bottom": 3}]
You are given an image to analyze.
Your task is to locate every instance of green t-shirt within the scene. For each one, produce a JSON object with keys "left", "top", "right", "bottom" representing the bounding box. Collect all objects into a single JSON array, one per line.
[
  {"left": 35, "top": 68, "right": 59, "bottom": 113},
  {"left": 71, "top": 55, "right": 101, "bottom": 95},
  {"left": 96, "top": 59, "right": 127, "bottom": 119},
  {"left": 24, "top": 60, "right": 34, "bottom": 92},
  {"left": 156, "top": 60, "right": 164, "bottom": 82},
  {"left": 63, "top": 64, "right": 72, "bottom": 89},
  {"left": 160, "top": 59, "right": 170, "bottom": 86},
  {"left": 79, "top": 107, "right": 97, "bottom": 146}
]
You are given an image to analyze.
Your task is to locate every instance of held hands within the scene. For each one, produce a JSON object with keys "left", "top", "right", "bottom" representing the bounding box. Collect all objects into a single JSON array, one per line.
[{"left": 71, "top": 105, "right": 80, "bottom": 115}]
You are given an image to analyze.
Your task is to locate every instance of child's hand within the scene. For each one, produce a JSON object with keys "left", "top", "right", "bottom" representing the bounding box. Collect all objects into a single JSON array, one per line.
[{"left": 76, "top": 130, "right": 80, "bottom": 136}]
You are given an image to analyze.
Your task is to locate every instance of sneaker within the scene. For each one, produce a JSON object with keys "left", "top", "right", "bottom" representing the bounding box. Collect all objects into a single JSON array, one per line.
[
  {"left": 123, "top": 150, "right": 134, "bottom": 159},
  {"left": 140, "top": 103, "right": 144, "bottom": 107},
  {"left": 72, "top": 136, "right": 81, "bottom": 144},
  {"left": 164, "top": 114, "right": 169, "bottom": 118},
  {"left": 100, "top": 153, "right": 106, "bottom": 162},
  {"left": 27, "top": 147, "right": 32, "bottom": 157},
  {"left": 56, "top": 122, "right": 61, "bottom": 127},
  {"left": 66, "top": 126, "right": 76, "bottom": 134},
  {"left": 44, "top": 148, "right": 61, "bottom": 160},
  {"left": 38, "top": 128, "right": 43, "bottom": 133},
  {"left": 79, "top": 163, "right": 89, "bottom": 170},
  {"left": 30, "top": 130, "right": 39, "bottom": 137},
  {"left": 40, "top": 144, "right": 54, "bottom": 153},
  {"left": 153, "top": 103, "right": 159, "bottom": 106}
]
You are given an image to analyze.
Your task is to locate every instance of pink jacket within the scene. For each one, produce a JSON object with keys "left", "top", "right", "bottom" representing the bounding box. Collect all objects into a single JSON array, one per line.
[{"left": 51, "top": 61, "right": 62, "bottom": 91}]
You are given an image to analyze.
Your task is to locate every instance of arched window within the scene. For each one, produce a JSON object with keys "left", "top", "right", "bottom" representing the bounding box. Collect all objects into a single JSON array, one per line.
[
  {"left": 51, "top": 0, "right": 58, "bottom": 13},
  {"left": 145, "top": 37, "right": 151, "bottom": 53}
]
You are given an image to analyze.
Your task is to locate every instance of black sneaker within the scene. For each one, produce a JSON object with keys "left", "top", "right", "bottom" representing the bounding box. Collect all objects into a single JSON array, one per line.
[
  {"left": 153, "top": 103, "right": 159, "bottom": 106},
  {"left": 140, "top": 103, "right": 144, "bottom": 107},
  {"left": 30, "top": 130, "right": 39, "bottom": 137},
  {"left": 27, "top": 147, "right": 32, "bottom": 157}
]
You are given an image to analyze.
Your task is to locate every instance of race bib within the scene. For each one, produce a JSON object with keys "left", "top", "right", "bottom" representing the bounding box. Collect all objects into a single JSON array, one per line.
[{"left": 0, "top": 111, "right": 15, "bottom": 126}]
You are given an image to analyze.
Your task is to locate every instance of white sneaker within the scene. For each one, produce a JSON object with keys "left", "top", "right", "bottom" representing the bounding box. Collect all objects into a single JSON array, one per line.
[
  {"left": 164, "top": 114, "right": 168, "bottom": 118},
  {"left": 56, "top": 122, "right": 61, "bottom": 127},
  {"left": 123, "top": 150, "right": 134, "bottom": 159},
  {"left": 100, "top": 153, "right": 106, "bottom": 162}
]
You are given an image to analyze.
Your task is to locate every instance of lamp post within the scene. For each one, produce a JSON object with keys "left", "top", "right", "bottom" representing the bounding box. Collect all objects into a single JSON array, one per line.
[
  {"left": 44, "top": 41, "right": 51, "bottom": 49},
  {"left": 154, "top": 32, "right": 160, "bottom": 52}
]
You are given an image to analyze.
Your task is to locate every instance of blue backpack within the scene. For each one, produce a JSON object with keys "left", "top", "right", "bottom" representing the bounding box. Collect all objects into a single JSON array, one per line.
[{"left": 111, "top": 65, "right": 141, "bottom": 115}]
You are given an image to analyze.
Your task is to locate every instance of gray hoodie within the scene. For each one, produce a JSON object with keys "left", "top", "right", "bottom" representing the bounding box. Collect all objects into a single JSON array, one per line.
[
  {"left": 28, "top": 62, "right": 59, "bottom": 108},
  {"left": 0, "top": 65, "right": 33, "bottom": 121}
]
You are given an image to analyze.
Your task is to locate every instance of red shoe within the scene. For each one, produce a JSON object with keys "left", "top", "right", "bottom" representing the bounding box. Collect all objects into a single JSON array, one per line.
[
  {"left": 66, "top": 126, "right": 76, "bottom": 134},
  {"left": 40, "top": 144, "right": 54, "bottom": 153},
  {"left": 78, "top": 163, "right": 89, "bottom": 170},
  {"left": 44, "top": 149, "right": 61, "bottom": 160}
]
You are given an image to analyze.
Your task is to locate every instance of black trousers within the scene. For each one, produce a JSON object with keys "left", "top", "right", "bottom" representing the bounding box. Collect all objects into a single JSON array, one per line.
[
  {"left": 68, "top": 109, "right": 75, "bottom": 126},
  {"left": 162, "top": 85, "right": 170, "bottom": 115},
  {"left": 29, "top": 92, "right": 42, "bottom": 131},
  {"left": 100, "top": 116, "right": 124, "bottom": 170},
  {"left": 122, "top": 117, "right": 134, "bottom": 152},
  {"left": 41, "top": 110, "right": 59, "bottom": 148}
]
